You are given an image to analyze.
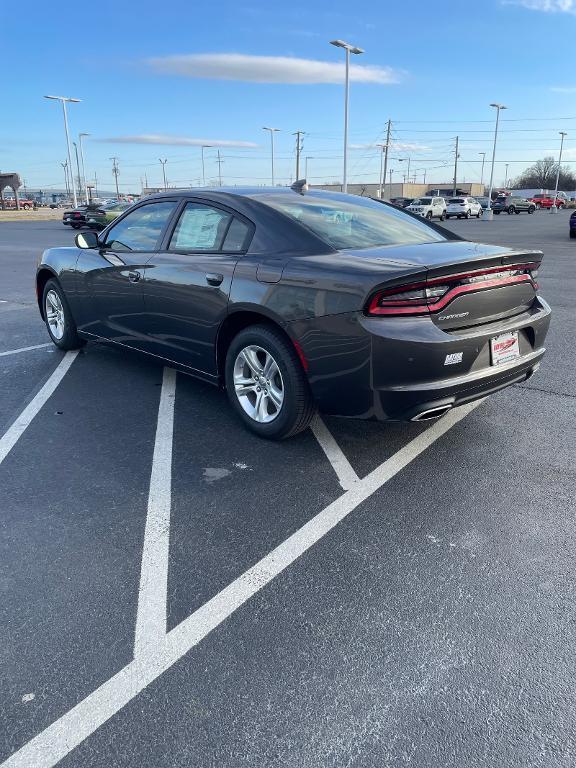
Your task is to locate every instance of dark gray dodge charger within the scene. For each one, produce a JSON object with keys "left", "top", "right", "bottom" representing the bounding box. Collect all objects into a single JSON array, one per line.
[{"left": 36, "top": 187, "right": 551, "bottom": 439}]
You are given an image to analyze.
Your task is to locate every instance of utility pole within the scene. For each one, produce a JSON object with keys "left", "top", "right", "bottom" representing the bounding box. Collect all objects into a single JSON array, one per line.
[
  {"left": 388, "top": 168, "right": 394, "bottom": 198},
  {"left": 551, "top": 131, "right": 567, "bottom": 213},
  {"left": 159, "top": 158, "right": 168, "bottom": 190},
  {"left": 61, "top": 161, "right": 70, "bottom": 198},
  {"left": 293, "top": 131, "right": 304, "bottom": 180},
  {"left": 110, "top": 157, "right": 120, "bottom": 198},
  {"left": 216, "top": 150, "right": 224, "bottom": 186},
  {"left": 452, "top": 136, "right": 459, "bottom": 196},
  {"left": 382, "top": 119, "right": 391, "bottom": 199}
]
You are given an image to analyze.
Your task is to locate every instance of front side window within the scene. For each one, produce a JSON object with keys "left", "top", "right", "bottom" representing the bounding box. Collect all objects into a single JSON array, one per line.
[
  {"left": 103, "top": 202, "right": 177, "bottom": 251},
  {"left": 254, "top": 192, "right": 447, "bottom": 249}
]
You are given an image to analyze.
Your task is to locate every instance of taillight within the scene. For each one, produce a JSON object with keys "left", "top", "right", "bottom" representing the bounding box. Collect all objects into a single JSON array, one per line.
[{"left": 367, "top": 263, "right": 539, "bottom": 317}]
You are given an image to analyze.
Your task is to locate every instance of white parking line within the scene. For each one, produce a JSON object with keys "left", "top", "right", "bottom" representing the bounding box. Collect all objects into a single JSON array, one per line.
[
  {"left": 0, "top": 343, "right": 52, "bottom": 357},
  {"left": 134, "top": 367, "right": 176, "bottom": 657},
  {"left": 0, "top": 351, "right": 78, "bottom": 467},
  {"left": 0, "top": 398, "right": 483, "bottom": 768},
  {"left": 310, "top": 415, "right": 359, "bottom": 490}
]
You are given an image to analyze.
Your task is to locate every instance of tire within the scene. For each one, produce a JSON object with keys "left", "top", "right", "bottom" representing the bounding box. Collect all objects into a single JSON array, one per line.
[
  {"left": 42, "top": 279, "right": 86, "bottom": 351},
  {"left": 528, "top": 207, "right": 535, "bottom": 214},
  {"left": 22, "top": 204, "right": 30, "bottom": 210},
  {"left": 225, "top": 325, "right": 315, "bottom": 440},
  {"left": 508, "top": 206, "right": 515, "bottom": 215},
  {"left": 440, "top": 211, "right": 446, "bottom": 221},
  {"left": 514, "top": 209, "right": 520, "bottom": 215},
  {"left": 465, "top": 210, "right": 471, "bottom": 219},
  {"left": 570, "top": 230, "right": 576, "bottom": 239},
  {"left": 494, "top": 211, "right": 500, "bottom": 215},
  {"left": 71, "top": 223, "right": 81, "bottom": 229},
  {"left": 476, "top": 208, "right": 481, "bottom": 218},
  {"left": 426, "top": 211, "right": 433, "bottom": 220}
]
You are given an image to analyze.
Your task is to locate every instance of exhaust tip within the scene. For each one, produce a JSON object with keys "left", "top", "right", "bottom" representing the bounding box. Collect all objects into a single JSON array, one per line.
[{"left": 411, "top": 405, "right": 452, "bottom": 422}]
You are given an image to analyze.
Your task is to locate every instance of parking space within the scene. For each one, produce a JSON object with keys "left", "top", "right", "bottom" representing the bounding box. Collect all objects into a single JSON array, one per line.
[{"left": 1, "top": 212, "right": 576, "bottom": 767}]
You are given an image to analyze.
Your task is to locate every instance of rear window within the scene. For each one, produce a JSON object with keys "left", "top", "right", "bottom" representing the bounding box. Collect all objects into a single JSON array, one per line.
[
  {"left": 448, "top": 198, "right": 465, "bottom": 204},
  {"left": 253, "top": 193, "right": 447, "bottom": 249}
]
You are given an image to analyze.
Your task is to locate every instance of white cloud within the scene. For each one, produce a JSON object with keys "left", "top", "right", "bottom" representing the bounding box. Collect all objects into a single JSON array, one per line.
[
  {"left": 147, "top": 53, "right": 400, "bottom": 85},
  {"left": 503, "top": 0, "right": 576, "bottom": 13},
  {"left": 550, "top": 85, "right": 576, "bottom": 93},
  {"left": 97, "top": 135, "right": 258, "bottom": 148},
  {"left": 350, "top": 142, "right": 432, "bottom": 152}
]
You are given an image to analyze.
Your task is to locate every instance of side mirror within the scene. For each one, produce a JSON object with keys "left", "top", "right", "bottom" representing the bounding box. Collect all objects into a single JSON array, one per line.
[{"left": 75, "top": 230, "right": 99, "bottom": 249}]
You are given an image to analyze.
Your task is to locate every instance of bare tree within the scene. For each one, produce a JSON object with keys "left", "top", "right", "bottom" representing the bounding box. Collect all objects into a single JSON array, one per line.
[{"left": 511, "top": 156, "right": 576, "bottom": 190}]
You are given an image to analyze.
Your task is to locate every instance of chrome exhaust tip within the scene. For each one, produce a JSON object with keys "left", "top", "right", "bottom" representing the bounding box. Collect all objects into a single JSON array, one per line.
[{"left": 411, "top": 405, "right": 453, "bottom": 422}]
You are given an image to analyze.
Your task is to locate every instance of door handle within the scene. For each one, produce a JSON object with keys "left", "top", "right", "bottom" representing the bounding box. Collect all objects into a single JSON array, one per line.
[
  {"left": 205, "top": 273, "right": 224, "bottom": 286},
  {"left": 127, "top": 270, "right": 141, "bottom": 283}
]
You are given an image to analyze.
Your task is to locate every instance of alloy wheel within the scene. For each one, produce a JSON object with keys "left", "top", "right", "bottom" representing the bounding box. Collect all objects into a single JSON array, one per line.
[
  {"left": 233, "top": 345, "right": 284, "bottom": 423},
  {"left": 45, "top": 289, "right": 65, "bottom": 340}
]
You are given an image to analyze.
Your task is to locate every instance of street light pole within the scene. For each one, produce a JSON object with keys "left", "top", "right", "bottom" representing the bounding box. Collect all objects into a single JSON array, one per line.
[
  {"left": 200, "top": 146, "right": 212, "bottom": 186},
  {"left": 550, "top": 131, "right": 567, "bottom": 214},
  {"left": 388, "top": 168, "right": 394, "bottom": 198},
  {"left": 72, "top": 141, "right": 82, "bottom": 203},
  {"left": 262, "top": 127, "right": 280, "bottom": 186},
  {"left": 376, "top": 143, "right": 386, "bottom": 199},
  {"left": 159, "top": 158, "right": 168, "bottom": 190},
  {"left": 44, "top": 95, "right": 81, "bottom": 208},
  {"left": 478, "top": 152, "right": 486, "bottom": 188},
  {"left": 504, "top": 163, "right": 509, "bottom": 189},
  {"left": 484, "top": 102, "right": 507, "bottom": 221},
  {"left": 61, "top": 161, "right": 70, "bottom": 198},
  {"left": 330, "top": 39, "right": 364, "bottom": 193},
  {"left": 79, "top": 132, "right": 90, "bottom": 203}
]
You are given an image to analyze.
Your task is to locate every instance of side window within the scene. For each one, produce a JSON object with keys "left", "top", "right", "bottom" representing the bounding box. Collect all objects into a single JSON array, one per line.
[
  {"left": 222, "top": 217, "right": 251, "bottom": 252},
  {"left": 169, "top": 203, "right": 232, "bottom": 252},
  {"left": 103, "top": 202, "right": 177, "bottom": 252}
]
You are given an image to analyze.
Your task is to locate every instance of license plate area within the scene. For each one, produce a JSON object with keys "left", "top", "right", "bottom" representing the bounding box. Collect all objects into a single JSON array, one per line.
[{"left": 490, "top": 331, "right": 520, "bottom": 366}]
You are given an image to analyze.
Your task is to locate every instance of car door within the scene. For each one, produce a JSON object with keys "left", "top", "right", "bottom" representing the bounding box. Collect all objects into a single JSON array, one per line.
[
  {"left": 74, "top": 200, "right": 179, "bottom": 348},
  {"left": 141, "top": 199, "right": 253, "bottom": 376}
]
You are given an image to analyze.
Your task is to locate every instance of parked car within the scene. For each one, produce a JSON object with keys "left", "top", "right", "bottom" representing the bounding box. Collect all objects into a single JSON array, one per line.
[
  {"left": 445, "top": 197, "right": 482, "bottom": 220},
  {"left": 476, "top": 197, "right": 491, "bottom": 211},
  {"left": 528, "top": 194, "right": 565, "bottom": 209},
  {"left": 85, "top": 201, "right": 132, "bottom": 229},
  {"left": 389, "top": 197, "right": 414, "bottom": 209},
  {"left": 406, "top": 196, "right": 447, "bottom": 221},
  {"left": 62, "top": 206, "right": 89, "bottom": 229},
  {"left": 36, "top": 188, "right": 550, "bottom": 440},
  {"left": 492, "top": 197, "right": 536, "bottom": 215},
  {"left": 569, "top": 210, "right": 576, "bottom": 238},
  {"left": 2, "top": 198, "right": 35, "bottom": 210}
]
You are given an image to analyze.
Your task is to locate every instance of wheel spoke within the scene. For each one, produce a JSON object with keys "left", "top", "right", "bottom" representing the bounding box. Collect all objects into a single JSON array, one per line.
[
  {"left": 255, "top": 391, "right": 269, "bottom": 422},
  {"left": 241, "top": 348, "right": 263, "bottom": 376},
  {"left": 267, "top": 383, "right": 282, "bottom": 409}
]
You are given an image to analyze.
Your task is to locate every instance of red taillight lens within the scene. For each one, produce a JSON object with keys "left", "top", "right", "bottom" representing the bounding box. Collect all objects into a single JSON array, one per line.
[
  {"left": 367, "top": 263, "right": 539, "bottom": 317},
  {"left": 74, "top": 213, "right": 81, "bottom": 218}
]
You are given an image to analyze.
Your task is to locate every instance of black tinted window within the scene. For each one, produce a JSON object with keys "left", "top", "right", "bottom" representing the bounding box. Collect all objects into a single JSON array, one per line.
[
  {"left": 222, "top": 218, "right": 250, "bottom": 252},
  {"left": 104, "top": 202, "right": 177, "bottom": 251},
  {"left": 169, "top": 203, "right": 232, "bottom": 251}
]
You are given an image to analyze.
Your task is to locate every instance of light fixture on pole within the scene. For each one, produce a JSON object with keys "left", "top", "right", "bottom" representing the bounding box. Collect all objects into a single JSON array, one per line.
[
  {"left": 330, "top": 39, "right": 364, "bottom": 193},
  {"left": 478, "top": 152, "right": 486, "bottom": 188},
  {"left": 262, "top": 127, "right": 280, "bottom": 186},
  {"left": 159, "top": 158, "right": 168, "bottom": 190},
  {"left": 44, "top": 95, "right": 81, "bottom": 208},
  {"left": 78, "top": 132, "right": 90, "bottom": 203},
  {"left": 550, "top": 131, "right": 567, "bottom": 214},
  {"left": 483, "top": 103, "right": 507, "bottom": 220}
]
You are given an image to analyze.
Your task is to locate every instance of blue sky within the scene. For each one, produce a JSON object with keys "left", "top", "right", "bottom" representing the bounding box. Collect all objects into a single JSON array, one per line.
[{"left": 2, "top": 0, "right": 576, "bottom": 194}]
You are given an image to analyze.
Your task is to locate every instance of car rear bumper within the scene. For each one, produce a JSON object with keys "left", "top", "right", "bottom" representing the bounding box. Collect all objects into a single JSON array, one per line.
[{"left": 298, "top": 297, "right": 551, "bottom": 422}]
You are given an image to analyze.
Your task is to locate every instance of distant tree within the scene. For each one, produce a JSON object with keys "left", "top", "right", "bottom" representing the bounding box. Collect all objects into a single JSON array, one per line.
[{"left": 510, "top": 156, "right": 576, "bottom": 190}]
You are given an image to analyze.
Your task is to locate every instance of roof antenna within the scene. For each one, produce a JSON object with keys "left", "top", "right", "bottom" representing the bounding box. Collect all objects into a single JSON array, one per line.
[{"left": 291, "top": 179, "right": 308, "bottom": 195}]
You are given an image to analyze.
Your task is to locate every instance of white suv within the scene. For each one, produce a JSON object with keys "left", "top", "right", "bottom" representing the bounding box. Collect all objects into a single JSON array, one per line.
[
  {"left": 406, "top": 196, "right": 447, "bottom": 221},
  {"left": 445, "top": 197, "right": 482, "bottom": 219}
]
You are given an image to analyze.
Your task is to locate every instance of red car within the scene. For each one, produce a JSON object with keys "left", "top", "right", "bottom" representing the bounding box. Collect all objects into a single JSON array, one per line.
[
  {"left": 528, "top": 194, "right": 566, "bottom": 209},
  {"left": 2, "top": 198, "right": 35, "bottom": 210}
]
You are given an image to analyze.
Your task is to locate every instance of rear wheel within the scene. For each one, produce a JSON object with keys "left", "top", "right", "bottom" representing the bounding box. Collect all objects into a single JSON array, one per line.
[
  {"left": 22, "top": 203, "right": 30, "bottom": 210},
  {"left": 508, "top": 206, "right": 515, "bottom": 215},
  {"left": 43, "top": 279, "right": 86, "bottom": 350},
  {"left": 528, "top": 206, "right": 535, "bottom": 214},
  {"left": 465, "top": 209, "right": 471, "bottom": 219},
  {"left": 225, "top": 325, "right": 315, "bottom": 440},
  {"left": 440, "top": 211, "right": 446, "bottom": 221},
  {"left": 476, "top": 208, "right": 482, "bottom": 218}
]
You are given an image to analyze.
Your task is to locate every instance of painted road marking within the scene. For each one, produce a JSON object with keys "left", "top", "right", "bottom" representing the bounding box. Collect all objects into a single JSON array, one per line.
[
  {"left": 134, "top": 367, "right": 176, "bottom": 657},
  {"left": 0, "top": 351, "right": 78, "bottom": 467},
  {"left": 0, "top": 343, "right": 52, "bottom": 357},
  {"left": 310, "top": 414, "right": 360, "bottom": 490},
  {"left": 0, "top": 398, "right": 484, "bottom": 768}
]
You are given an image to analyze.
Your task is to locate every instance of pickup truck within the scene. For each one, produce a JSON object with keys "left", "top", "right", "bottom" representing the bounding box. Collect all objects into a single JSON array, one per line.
[
  {"left": 2, "top": 198, "right": 35, "bottom": 210},
  {"left": 528, "top": 194, "right": 566, "bottom": 209}
]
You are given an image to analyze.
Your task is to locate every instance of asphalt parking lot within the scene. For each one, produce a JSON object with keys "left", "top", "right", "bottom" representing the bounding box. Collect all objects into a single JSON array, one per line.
[{"left": 1, "top": 211, "right": 575, "bottom": 768}]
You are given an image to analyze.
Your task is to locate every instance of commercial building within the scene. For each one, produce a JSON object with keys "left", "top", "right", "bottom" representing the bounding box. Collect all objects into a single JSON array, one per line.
[{"left": 311, "top": 182, "right": 485, "bottom": 199}]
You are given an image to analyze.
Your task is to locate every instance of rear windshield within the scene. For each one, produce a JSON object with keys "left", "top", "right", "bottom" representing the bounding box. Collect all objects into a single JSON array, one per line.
[
  {"left": 254, "top": 193, "right": 447, "bottom": 249},
  {"left": 448, "top": 198, "right": 465, "bottom": 204}
]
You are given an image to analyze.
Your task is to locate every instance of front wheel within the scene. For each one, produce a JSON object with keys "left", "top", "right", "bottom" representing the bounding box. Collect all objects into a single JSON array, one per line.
[
  {"left": 440, "top": 211, "right": 446, "bottom": 221},
  {"left": 508, "top": 207, "right": 515, "bottom": 215},
  {"left": 426, "top": 211, "right": 433, "bottom": 220},
  {"left": 225, "top": 325, "right": 315, "bottom": 440},
  {"left": 465, "top": 210, "right": 471, "bottom": 219},
  {"left": 528, "top": 207, "right": 535, "bottom": 214},
  {"left": 476, "top": 209, "right": 482, "bottom": 218},
  {"left": 43, "top": 279, "right": 86, "bottom": 350}
]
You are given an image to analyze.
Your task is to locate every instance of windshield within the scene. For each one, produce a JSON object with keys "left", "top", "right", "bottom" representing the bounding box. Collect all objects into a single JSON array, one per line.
[
  {"left": 411, "top": 198, "right": 432, "bottom": 205},
  {"left": 254, "top": 193, "right": 447, "bottom": 249}
]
